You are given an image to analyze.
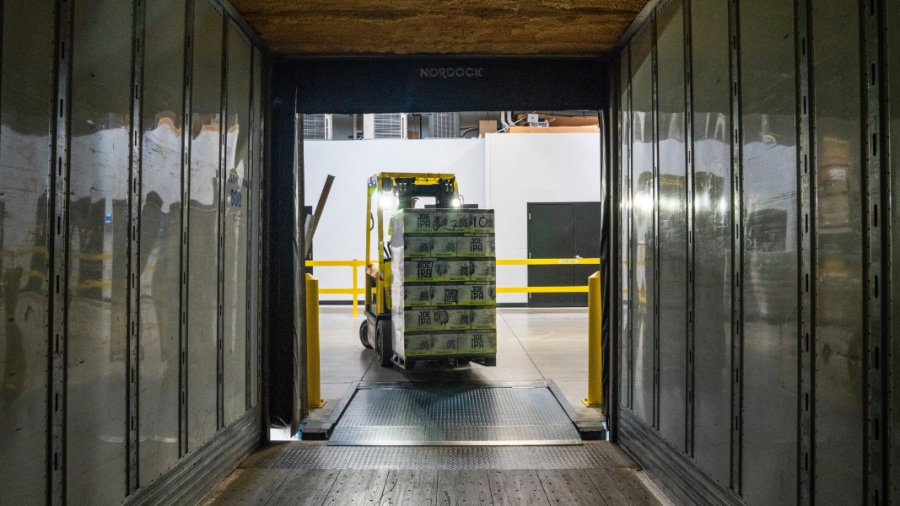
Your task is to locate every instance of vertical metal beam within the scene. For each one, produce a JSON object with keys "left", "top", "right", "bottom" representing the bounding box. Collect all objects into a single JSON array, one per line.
[
  {"left": 625, "top": 44, "right": 634, "bottom": 411},
  {"left": 49, "top": 0, "right": 73, "bottom": 504},
  {"left": 216, "top": 7, "right": 227, "bottom": 431},
  {"left": 883, "top": 5, "right": 897, "bottom": 504},
  {"left": 245, "top": 47, "right": 254, "bottom": 412},
  {"left": 727, "top": 0, "right": 744, "bottom": 495},
  {"left": 650, "top": 9, "right": 661, "bottom": 431},
  {"left": 608, "top": 73, "right": 620, "bottom": 444},
  {"left": 795, "top": 0, "right": 815, "bottom": 503},
  {"left": 295, "top": 109, "right": 308, "bottom": 424},
  {"left": 683, "top": 0, "right": 696, "bottom": 458},
  {"left": 0, "top": 1, "right": 4, "bottom": 163},
  {"left": 862, "top": 0, "right": 889, "bottom": 503},
  {"left": 179, "top": 0, "right": 194, "bottom": 458},
  {"left": 255, "top": 48, "right": 265, "bottom": 417},
  {"left": 127, "top": 0, "right": 146, "bottom": 493}
]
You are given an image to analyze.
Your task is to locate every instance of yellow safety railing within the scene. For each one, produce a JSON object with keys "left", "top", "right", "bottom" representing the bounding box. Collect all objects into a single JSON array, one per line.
[
  {"left": 304, "top": 258, "right": 603, "bottom": 412},
  {"left": 305, "top": 259, "right": 366, "bottom": 316},
  {"left": 303, "top": 257, "right": 600, "bottom": 316}
]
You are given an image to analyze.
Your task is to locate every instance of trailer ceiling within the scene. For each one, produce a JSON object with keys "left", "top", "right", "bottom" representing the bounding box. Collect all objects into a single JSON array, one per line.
[{"left": 229, "top": 0, "right": 649, "bottom": 55}]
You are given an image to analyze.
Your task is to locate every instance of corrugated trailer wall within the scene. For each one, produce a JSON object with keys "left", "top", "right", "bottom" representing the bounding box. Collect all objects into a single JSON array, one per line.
[
  {"left": 614, "top": 0, "right": 897, "bottom": 504},
  {"left": 0, "top": 1, "right": 265, "bottom": 504}
]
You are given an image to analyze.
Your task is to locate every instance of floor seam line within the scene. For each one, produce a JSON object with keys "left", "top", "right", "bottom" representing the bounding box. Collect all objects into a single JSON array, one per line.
[{"left": 498, "top": 311, "right": 546, "bottom": 380}]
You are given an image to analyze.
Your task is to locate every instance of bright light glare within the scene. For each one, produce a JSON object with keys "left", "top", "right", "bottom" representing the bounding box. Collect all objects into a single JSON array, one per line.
[
  {"left": 450, "top": 197, "right": 461, "bottom": 208},
  {"left": 379, "top": 193, "right": 396, "bottom": 210}
]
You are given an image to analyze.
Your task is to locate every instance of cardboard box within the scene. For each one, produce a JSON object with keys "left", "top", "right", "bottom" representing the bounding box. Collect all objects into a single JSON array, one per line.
[
  {"left": 456, "top": 330, "right": 498, "bottom": 355},
  {"left": 402, "top": 259, "right": 496, "bottom": 282},
  {"left": 404, "top": 306, "right": 496, "bottom": 332},
  {"left": 403, "top": 282, "right": 496, "bottom": 306},
  {"left": 403, "top": 330, "right": 497, "bottom": 357},
  {"left": 394, "top": 209, "right": 495, "bottom": 234},
  {"left": 509, "top": 125, "right": 599, "bottom": 134},
  {"left": 479, "top": 120, "right": 498, "bottom": 137},
  {"left": 515, "top": 113, "right": 599, "bottom": 127},
  {"left": 401, "top": 234, "right": 495, "bottom": 258}
]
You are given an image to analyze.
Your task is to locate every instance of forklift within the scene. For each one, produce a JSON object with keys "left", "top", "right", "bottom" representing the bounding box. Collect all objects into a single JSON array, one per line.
[{"left": 359, "top": 172, "right": 465, "bottom": 368}]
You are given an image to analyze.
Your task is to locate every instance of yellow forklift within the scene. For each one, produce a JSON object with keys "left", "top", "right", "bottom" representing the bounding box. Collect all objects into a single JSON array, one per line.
[{"left": 359, "top": 172, "right": 464, "bottom": 367}]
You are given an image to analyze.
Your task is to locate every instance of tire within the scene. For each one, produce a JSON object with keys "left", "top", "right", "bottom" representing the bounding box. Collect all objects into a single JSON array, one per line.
[
  {"left": 376, "top": 320, "right": 393, "bottom": 368},
  {"left": 359, "top": 321, "right": 373, "bottom": 349}
]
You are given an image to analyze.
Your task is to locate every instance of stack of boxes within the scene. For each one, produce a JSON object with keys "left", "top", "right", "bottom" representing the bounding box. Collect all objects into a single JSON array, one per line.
[{"left": 391, "top": 209, "right": 497, "bottom": 365}]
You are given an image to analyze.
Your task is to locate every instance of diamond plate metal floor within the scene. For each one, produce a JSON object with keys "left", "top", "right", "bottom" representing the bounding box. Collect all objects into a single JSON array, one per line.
[
  {"left": 243, "top": 442, "right": 638, "bottom": 470},
  {"left": 327, "top": 384, "right": 582, "bottom": 446}
]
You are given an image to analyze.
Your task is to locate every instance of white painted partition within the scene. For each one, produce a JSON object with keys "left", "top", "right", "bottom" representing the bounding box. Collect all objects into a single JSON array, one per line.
[
  {"left": 485, "top": 133, "right": 601, "bottom": 303},
  {"left": 303, "top": 133, "right": 601, "bottom": 303},
  {"left": 303, "top": 139, "right": 486, "bottom": 301}
]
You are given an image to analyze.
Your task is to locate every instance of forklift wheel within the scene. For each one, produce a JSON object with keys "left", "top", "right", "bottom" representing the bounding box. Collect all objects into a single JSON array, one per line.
[
  {"left": 359, "top": 321, "right": 373, "bottom": 349},
  {"left": 376, "top": 320, "right": 393, "bottom": 368}
]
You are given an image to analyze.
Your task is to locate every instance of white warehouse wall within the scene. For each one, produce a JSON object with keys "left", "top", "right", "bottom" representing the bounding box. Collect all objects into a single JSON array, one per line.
[
  {"left": 303, "top": 133, "right": 601, "bottom": 304},
  {"left": 304, "top": 138, "right": 486, "bottom": 301},
  {"left": 485, "top": 133, "right": 601, "bottom": 303}
]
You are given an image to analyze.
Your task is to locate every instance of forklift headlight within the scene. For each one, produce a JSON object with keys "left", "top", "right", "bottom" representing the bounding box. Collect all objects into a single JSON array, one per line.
[
  {"left": 451, "top": 196, "right": 463, "bottom": 208},
  {"left": 379, "top": 192, "right": 397, "bottom": 210}
]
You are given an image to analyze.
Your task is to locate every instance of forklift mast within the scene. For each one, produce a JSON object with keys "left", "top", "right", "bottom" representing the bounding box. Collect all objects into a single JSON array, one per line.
[{"left": 364, "top": 173, "right": 460, "bottom": 316}]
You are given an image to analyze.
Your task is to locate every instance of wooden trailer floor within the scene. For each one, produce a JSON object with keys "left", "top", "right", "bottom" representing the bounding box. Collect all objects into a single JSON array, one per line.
[{"left": 201, "top": 441, "right": 663, "bottom": 506}]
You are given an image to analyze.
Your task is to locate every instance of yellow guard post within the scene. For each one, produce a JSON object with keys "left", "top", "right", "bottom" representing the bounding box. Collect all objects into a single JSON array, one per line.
[
  {"left": 306, "top": 273, "right": 325, "bottom": 408},
  {"left": 583, "top": 271, "right": 603, "bottom": 408}
]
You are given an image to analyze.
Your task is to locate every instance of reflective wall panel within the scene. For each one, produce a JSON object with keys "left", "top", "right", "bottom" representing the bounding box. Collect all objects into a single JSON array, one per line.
[
  {"left": 188, "top": 0, "right": 224, "bottom": 451},
  {"left": 140, "top": 0, "right": 186, "bottom": 485},
  {"left": 0, "top": 0, "right": 262, "bottom": 503},
  {"left": 619, "top": 49, "right": 632, "bottom": 410},
  {"left": 738, "top": 1, "right": 797, "bottom": 504},
  {"left": 68, "top": 1, "right": 132, "bottom": 503},
  {"left": 630, "top": 24, "right": 655, "bottom": 426},
  {"left": 223, "top": 23, "right": 251, "bottom": 426},
  {"left": 616, "top": 0, "right": 899, "bottom": 504},
  {"left": 0, "top": 1, "right": 54, "bottom": 503},
  {"left": 655, "top": 0, "right": 687, "bottom": 452},
  {"left": 811, "top": 0, "right": 864, "bottom": 503},
  {"left": 689, "top": 0, "right": 732, "bottom": 487}
]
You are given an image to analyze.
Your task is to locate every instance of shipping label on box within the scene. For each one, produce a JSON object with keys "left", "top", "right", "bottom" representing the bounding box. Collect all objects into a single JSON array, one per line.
[
  {"left": 396, "top": 209, "right": 495, "bottom": 234},
  {"left": 404, "top": 282, "right": 496, "bottom": 306},
  {"left": 403, "top": 259, "right": 496, "bottom": 282},
  {"left": 404, "top": 306, "right": 496, "bottom": 332},
  {"left": 456, "top": 331, "right": 498, "bottom": 355},
  {"left": 402, "top": 234, "right": 495, "bottom": 258}
]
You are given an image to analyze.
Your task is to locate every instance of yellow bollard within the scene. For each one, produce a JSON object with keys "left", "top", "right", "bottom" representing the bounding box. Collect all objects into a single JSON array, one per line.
[
  {"left": 583, "top": 271, "right": 603, "bottom": 408},
  {"left": 306, "top": 273, "right": 325, "bottom": 408},
  {"left": 352, "top": 259, "right": 359, "bottom": 317}
]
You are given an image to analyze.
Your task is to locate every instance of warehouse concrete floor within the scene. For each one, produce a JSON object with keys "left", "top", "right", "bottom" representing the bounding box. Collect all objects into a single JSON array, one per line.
[{"left": 310, "top": 307, "right": 603, "bottom": 424}]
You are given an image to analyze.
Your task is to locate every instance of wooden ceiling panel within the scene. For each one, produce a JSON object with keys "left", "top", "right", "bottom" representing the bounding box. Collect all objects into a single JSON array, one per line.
[{"left": 229, "top": 0, "right": 648, "bottom": 55}]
